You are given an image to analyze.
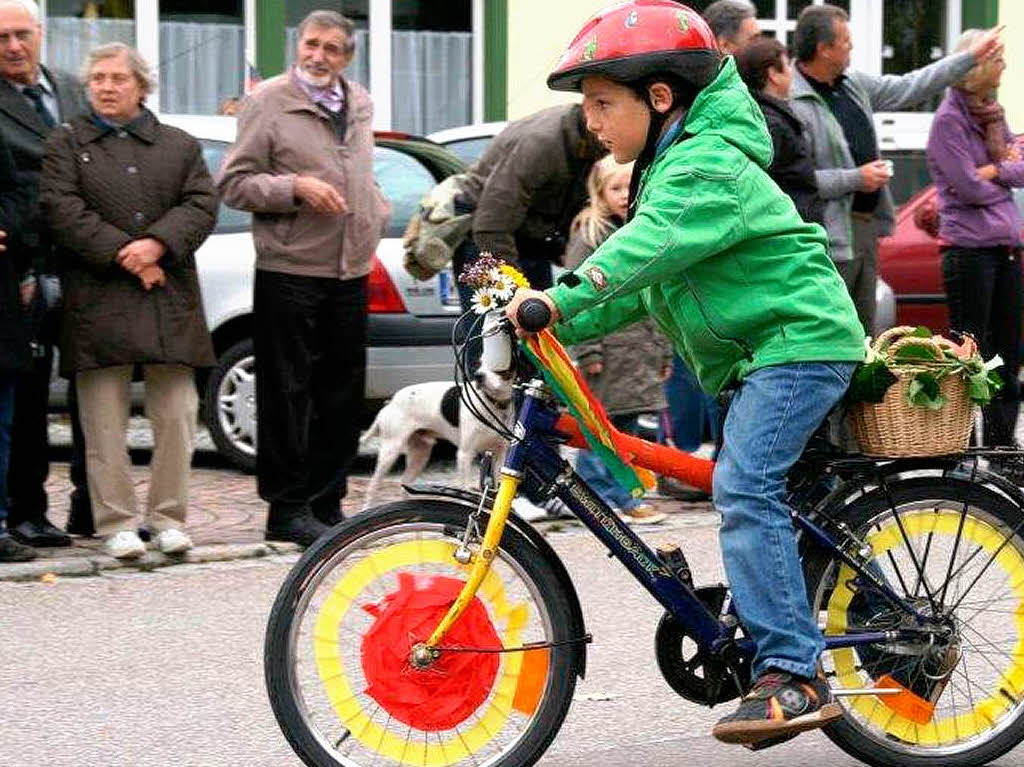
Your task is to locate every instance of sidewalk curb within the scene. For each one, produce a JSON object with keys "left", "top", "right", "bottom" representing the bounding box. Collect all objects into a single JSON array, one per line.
[{"left": 0, "top": 541, "right": 302, "bottom": 583}]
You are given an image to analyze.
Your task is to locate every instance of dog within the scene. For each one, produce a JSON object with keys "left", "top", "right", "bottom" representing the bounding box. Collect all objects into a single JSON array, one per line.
[{"left": 359, "top": 365, "right": 514, "bottom": 510}]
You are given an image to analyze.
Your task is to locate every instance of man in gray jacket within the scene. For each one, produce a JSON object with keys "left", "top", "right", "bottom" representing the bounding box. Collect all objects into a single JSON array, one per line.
[{"left": 789, "top": 4, "right": 1002, "bottom": 333}]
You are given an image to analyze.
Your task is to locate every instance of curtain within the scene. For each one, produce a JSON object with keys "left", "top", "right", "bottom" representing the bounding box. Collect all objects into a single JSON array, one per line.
[{"left": 47, "top": 19, "right": 470, "bottom": 130}]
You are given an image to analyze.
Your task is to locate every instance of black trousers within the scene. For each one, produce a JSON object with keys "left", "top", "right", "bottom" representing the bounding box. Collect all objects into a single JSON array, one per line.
[
  {"left": 253, "top": 270, "right": 367, "bottom": 518},
  {"left": 942, "top": 245, "right": 1023, "bottom": 446},
  {"left": 7, "top": 345, "right": 89, "bottom": 526}
]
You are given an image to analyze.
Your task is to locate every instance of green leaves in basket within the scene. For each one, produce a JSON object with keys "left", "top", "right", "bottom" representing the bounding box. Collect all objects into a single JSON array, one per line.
[
  {"left": 893, "top": 341, "right": 939, "bottom": 362},
  {"left": 848, "top": 358, "right": 897, "bottom": 403},
  {"left": 967, "top": 368, "right": 1003, "bottom": 405},
  {"left": 909, "top": 326, "right": 933, "bottom": 339},
  {"left": 906, "top": 372, "right": 946, "bottom": 410}
]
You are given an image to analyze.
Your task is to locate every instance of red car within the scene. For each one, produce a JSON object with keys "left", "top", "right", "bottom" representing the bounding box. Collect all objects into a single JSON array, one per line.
[{"left": 878, "top": 174, "right": 1024, "bottom": 333}]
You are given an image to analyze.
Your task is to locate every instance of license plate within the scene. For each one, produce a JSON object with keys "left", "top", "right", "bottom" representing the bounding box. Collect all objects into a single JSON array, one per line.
[{"left": 438, "top": 269, "right": 462, "bottom": 308}]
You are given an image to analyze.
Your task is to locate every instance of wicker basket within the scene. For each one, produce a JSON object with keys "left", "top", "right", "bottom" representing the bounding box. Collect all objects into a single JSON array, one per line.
[{"left": 848, "top": 328, "right": 974, "bottom": 457}]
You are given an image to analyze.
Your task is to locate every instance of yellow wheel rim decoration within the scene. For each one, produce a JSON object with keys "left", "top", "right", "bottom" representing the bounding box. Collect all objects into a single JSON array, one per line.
[
  {"left": 825, "top": 508, "right": 1024, "bottom": 745},
  {"left": 311, "top": 538, "right": 532, "bottom": 765}
]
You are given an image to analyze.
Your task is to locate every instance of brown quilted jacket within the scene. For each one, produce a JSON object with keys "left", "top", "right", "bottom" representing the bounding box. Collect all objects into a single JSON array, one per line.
[{"left": 40, "top": 109, "right": 216, "bottom": 375}]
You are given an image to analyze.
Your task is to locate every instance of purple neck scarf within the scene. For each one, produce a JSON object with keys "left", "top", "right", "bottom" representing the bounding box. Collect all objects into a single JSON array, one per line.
[{"left": 291, "top": 67, "right": 345, "bottom": 113}]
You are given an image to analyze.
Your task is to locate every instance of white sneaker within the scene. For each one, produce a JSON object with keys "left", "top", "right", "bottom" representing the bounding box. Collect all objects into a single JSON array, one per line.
[
  {"left": 105, "top": 530, "right": 147, "bottom": 559},
  {"left": 154, "top": 529, "right": 193, "bottom": 555},
  {"left": 511, "top": 497, "right": 548, "bottom": 522}
]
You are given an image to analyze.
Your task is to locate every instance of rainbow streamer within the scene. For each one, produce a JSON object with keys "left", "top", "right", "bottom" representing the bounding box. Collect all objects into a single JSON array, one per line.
[{"left": 523, "top": 330, "right": 654, "bottom": 498}]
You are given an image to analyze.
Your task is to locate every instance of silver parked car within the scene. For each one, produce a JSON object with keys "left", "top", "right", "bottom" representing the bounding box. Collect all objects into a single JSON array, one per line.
[{"left": 51, "top": 115, "right": 467, "bottom": 472}]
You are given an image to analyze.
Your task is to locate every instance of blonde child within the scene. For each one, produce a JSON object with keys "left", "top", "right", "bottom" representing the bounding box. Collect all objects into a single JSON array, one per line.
[{"left": 567, "top": 156, "right": 672, "bottom": 525}]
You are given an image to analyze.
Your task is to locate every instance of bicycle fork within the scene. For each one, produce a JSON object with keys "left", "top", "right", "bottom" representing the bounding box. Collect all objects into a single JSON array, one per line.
[{"left": 411, "top": 470, "right": 521, "bottom": 666}]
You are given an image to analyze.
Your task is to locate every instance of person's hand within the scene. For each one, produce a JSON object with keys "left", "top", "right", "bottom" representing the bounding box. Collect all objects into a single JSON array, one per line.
[
  {"left": 977, "top": 163, "right": 999, "bottom": 181},
  {"left": 504, "top": 288, "right": 559, "bottom": 337},
  {"left": 969, "top": 25, "right": 1005, "bottom": 64},
  {"left": 0, "top": 229, "right": 6, "bottom": 253},
  {"left": 661, "top": 363, "right": 672, "bottom": 382},
  {"left": 584, "top": 361, "right": 603, "bottom": 376},
  {"left": 117, "top": 237, "right": 166, "bottom": 275},
  {"left": 858, "top": 160, "right": 891, "bottom": 192},
  {"left": 294, "top": 176, "right": 348, "bottom": 215},
  {"left": 138, "top": 264, "right": 166, "bottom": 291}
]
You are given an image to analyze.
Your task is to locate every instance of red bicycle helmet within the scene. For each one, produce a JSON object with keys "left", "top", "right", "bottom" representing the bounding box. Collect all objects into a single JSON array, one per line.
[{"left": 547, "top": 0, "right": 719, "bottom": 93}]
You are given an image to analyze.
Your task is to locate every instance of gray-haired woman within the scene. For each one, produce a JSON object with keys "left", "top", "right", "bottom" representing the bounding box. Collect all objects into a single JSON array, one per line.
[{"left": 40, "top": 43, "right": 217, "bottom": 559}]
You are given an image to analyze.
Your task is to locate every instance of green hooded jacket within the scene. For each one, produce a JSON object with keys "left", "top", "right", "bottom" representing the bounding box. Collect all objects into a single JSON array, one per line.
[{"left": 547, "top": 59, "right": 865, "bottom": 394}]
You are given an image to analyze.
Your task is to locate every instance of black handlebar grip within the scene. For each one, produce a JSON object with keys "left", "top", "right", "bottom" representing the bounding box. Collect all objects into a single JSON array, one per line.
[{"left": 517, "top": 298, "right": 553, "bottom": 333}]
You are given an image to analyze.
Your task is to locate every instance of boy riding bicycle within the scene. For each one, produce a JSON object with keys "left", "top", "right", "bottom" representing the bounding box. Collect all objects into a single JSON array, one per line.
[{"left": 505, "top": 0, "right": 865, "bottom": 746}]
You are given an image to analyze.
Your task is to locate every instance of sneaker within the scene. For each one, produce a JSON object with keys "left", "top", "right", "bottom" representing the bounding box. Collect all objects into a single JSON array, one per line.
[
  {"left": 541, "top": 497, "right": 573, "bottom": 519},
  {"left": 0, "top": 532, "right": 37, "bottom": 562},
  {"left": 511, "top": 496, "right": 548, "bottom": 522},
  {"left": 712, "top": 671, "right": 842, "bottom": 745},
  {"left": 619, "top": 504, "right": 667, "bottom": 525},
  {"left": 154, "top": 529, "right": 193, "bottom": 555},
  {"left": 656, "top": 475, "right": 710, "bottom": 502},
  {"left": 104, "top": 530, "right": 147, "bottom": 560}
]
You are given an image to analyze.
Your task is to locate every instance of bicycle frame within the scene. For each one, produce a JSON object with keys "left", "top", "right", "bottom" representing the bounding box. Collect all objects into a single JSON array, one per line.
[{"left": 425, "top": 376, "right": 928, "bottom": 663}]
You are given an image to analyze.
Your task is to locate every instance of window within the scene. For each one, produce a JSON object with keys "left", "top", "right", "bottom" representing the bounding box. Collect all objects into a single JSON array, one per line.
[
  {"left": 200, "top": 139, "right": 251, "bottom": 234},
  {"left": 44, "top": 0, "right": 135, "bottom": 80},
  {"left": 159, "top": 1, "right": 244, "bottom": 115},
  {"left": 374, "top": 145, "right": 436, "bottom": 238},
  {"left": 285, "top": 1, "right": 369, "bottom": 88},
  {"left": 441, "top": 136, "right": 492, "bottom": 166},
  {"left": 882, "top": 0, "right": 948, "bottom": 113},
  {"left": 391, "top": 0, "right": 471, "bottom": 135}
]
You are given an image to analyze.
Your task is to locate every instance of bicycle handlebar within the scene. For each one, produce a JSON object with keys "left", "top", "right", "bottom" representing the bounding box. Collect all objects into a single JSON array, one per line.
[{"left": 516, "top": 298, "right": 553, "bottom": 333}]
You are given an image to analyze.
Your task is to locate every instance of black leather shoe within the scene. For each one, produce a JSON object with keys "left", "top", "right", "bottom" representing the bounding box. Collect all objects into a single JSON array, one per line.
[
  {"left": 10, "top": 519, "right": 72, "bottom": 548},
  {"left": 266, "top": 509, "right": 330, "bottom": 548},
  {"left": 312, "top": 504, "right": 345, "bottom": 527},
  {"left": 0, "top": 532, "right": 37, "bottom": 562}
]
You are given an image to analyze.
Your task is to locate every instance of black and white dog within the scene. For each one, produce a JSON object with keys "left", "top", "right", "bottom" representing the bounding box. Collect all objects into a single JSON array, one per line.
[{"left": 359, "top": 366, "right": 514, "bottom": 510}]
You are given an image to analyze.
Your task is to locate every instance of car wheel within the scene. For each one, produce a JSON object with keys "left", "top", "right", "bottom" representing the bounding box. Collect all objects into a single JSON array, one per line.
[{"left": 204, "top": 338, "right": 257, "bottom": 472}]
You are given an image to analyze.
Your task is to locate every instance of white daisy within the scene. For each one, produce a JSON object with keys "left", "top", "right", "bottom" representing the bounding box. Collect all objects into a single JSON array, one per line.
[
  {"left": 471, "top": 289, "right": 498, "bottom": 314},
  {"left": 491, "top": 272, "right": 516, "bottom": 301}
]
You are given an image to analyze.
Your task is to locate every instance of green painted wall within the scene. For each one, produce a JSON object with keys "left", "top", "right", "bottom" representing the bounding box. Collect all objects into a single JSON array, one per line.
[{"left": 484, "top": 0, "right": 508, "bottom": 122}]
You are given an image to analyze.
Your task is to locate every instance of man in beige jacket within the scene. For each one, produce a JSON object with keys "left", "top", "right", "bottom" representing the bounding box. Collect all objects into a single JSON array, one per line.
[{"left": 218, "top": 9, "right": 390, "bottom": 547}]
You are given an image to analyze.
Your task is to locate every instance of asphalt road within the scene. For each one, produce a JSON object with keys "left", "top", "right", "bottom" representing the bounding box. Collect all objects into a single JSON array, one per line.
[{"left": 4, "top": 511, "right": 1024, "bottom": 767}]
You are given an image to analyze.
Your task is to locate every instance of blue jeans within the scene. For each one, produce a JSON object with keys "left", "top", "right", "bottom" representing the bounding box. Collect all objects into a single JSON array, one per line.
[
  {"left": 0, "top": 374, "right": 14, "bottom": 528},
  {"left": 575, "top": 415, "right": 646, "bottom": 511},
  {"left": 713, "top": 362, "right": 855, "bottom": 679},
  {"left": 665, "top": 355, "right": 721, "bottom": 452}
]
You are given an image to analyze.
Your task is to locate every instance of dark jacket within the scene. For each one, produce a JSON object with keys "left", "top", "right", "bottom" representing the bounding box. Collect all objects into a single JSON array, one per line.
[
  {"left": 0, "top": 131, "right": 29, "bottom": 374},
  {"left": 754, "top": 92, "right": 824, "bottom": 226},
  {"left": 40, "top": 110, "right": 217, "bottom": 375},
  {"left": 461, "top": 104, "right": 606, "bottom": 264},
  {"left": 0, "top": 66, "right": 88, "bottom": 275}
]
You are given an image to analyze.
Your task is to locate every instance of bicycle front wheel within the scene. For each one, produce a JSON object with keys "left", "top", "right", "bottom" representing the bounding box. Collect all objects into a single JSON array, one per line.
[
  {"left": 264, "top": 500, "right": 581, "bottom": 767},
  {"left": 804, "top": 476, "right": 1024, "bottom": 767}
]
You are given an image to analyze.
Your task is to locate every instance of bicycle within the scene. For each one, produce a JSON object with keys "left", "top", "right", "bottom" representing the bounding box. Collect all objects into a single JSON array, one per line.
[{"left": 265, "top": 299, "right": 1024, "bottom": 767}]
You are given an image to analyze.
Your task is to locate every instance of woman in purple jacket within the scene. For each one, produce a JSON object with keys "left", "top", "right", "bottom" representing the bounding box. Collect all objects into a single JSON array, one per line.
[{"left": 927, "top": 29, "right": 1024, "bottom": 457}]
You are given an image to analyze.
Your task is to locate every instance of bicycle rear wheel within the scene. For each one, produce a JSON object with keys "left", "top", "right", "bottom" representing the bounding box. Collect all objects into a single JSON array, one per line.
[
  {"left": 803, "top": 476, "right": 1024, "bottom": 767},
  {"left": 265, "top": 500, "right": 581, "bottom": 767}
]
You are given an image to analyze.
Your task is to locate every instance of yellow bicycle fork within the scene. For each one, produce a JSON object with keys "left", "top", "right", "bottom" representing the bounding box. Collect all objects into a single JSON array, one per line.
[{"left": 423, "top": 471, "right": 521, "bottom": 650}]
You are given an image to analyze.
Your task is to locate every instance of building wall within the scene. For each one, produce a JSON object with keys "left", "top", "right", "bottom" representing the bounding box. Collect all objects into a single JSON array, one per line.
[
  {"left": 505, "top": 0, "right": 599, "bottom": 119},
  {"left": 999, "top": 0, "right": 1024, "bottom": 128}
]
